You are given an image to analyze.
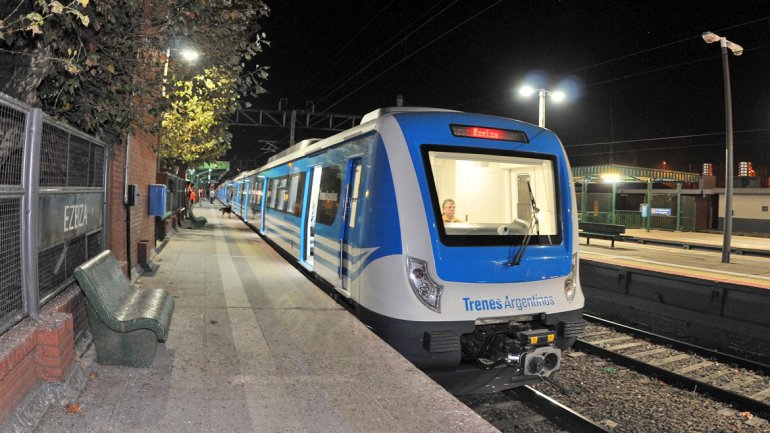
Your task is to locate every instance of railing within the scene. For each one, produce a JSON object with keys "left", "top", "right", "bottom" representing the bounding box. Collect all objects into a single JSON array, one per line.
[
  {"left": 579, "top": 210, "right": 696, "bottom": 231},
  {"left": 0, "top": 92, "right": 107, "bottom": 336}
]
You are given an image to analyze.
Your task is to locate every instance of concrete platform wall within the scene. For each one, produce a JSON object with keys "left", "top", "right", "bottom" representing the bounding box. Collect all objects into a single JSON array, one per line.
[{"left": 580, "top": 259, "right": 770, "bottom": 362}]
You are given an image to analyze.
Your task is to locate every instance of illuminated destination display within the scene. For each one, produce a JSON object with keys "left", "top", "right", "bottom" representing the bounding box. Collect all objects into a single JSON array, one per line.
[{"left": 450, "top": 125, "right": 528, "bottom": 142}]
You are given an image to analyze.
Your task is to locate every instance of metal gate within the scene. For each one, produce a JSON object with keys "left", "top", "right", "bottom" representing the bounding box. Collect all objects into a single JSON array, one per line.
[{"left": 0, "top": 93, "right": 108, "bottom": 336}]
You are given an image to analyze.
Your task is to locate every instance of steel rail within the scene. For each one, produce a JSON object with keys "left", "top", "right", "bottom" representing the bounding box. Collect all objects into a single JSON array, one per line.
[
  {"left": 510, "top": 386, "right": 613, "bottom": 433},
  {"left": 584, "top": 313, "right": 770, "bottom": 374},
  {"left": 575, "top": 339, "right": 770, "bottom": 420}
]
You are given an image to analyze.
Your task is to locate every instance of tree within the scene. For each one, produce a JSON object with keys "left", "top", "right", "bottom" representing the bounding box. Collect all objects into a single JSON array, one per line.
[
  {"left": 160, "top": 66, "right": 240, "bottom": 171},
  {"left": 0, "top": 0, "right": 269, "bottom": 147}
]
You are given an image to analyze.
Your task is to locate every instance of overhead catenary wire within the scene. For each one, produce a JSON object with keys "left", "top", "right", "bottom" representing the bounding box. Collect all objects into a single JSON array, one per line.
[
  {"left": 570, "top": 139, "right": 769, "bottom": 158},
  {"left": 459, "top": 16, "right": 769, "bottom": 114},
  {"left": 297, "top": 0, "right": 397, "bottom": 96},
  {"left": 320, "top": 0, "right": 505, "bottom": 113},
  {"left": 314, "top": 0, "right": 462, "bottom": 108}
]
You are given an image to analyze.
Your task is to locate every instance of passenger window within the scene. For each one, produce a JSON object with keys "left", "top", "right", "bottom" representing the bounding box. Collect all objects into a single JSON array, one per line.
[
  {"left": 317, "top": 166, "right": 341, "bottom": 225},
  {"left": 268, "top": 178, "right": 278, "bottom": 209},
  {"left": 276, "top": 177, "right": 288, "bottom": 211},
  {"left": 289, "top": 172, "right": 306, "bottom": 216}
]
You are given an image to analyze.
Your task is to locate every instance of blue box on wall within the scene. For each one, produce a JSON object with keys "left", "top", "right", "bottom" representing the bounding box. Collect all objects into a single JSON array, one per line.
[{"left": 148, "top": 184, "right": 167, "bottom": 216}]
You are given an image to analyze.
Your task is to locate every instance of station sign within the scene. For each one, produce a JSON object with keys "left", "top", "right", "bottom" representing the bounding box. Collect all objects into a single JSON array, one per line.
[
  {"left": 38, "top": 192, "right": 103, "bottom": 249},
  {"left": 651, "top": 208, "right": 672, "bottom": 216}
]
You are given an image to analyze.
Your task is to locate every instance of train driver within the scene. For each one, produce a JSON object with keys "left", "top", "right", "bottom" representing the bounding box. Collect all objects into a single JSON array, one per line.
[{"left": 442, "top": 198, "right": 461, "bottom": 223}]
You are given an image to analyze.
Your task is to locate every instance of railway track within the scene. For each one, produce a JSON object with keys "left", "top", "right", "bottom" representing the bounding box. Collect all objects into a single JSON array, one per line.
[
  {"left": 462, "top": 386, "right": 612, "bottom": 433},
  {"left": 576, "top": 314, "right": 770, "bottom": 420}
]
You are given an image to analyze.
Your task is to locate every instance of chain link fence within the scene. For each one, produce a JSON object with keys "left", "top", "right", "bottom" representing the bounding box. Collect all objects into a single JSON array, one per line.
[{"left": 0, "top": 93, "right": 107, "bottom": 336}]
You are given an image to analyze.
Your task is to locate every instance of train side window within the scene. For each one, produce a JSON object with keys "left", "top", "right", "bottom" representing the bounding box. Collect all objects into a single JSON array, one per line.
[
  {"left": 268, "top": 178, "right": 278, "bottom": 209},
  {"left": 317, "top": 166, "right": 341, "bottom": 225},
  {"left": 277, "top": 176, "right": 289, "bottom": 212},
  {"left": 287, "top": 172, "right": 307, "bottom": 216},
  {"left": 255, "top": 179, "right": 264, "bottom": 207}
]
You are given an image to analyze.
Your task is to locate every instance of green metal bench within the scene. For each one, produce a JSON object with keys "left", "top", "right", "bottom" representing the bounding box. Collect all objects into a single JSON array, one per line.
[
  {"left": 186, "top": 206, "right": 207, "bottom": 228},
  {"left": 578, "top": 222, "right": 626, "bottom": 248},
  {"left": 74, "top": 250, "right": 175, "bottom": 367}
]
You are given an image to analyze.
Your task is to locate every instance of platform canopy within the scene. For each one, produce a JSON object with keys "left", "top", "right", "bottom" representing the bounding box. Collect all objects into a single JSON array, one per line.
[{"left": 571, "top": 164, "right": 701, "bottom": 184}]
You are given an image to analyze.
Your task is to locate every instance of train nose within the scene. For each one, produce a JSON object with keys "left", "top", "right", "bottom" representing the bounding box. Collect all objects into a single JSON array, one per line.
[{"left": 523, "top": 347, "right": 562, "bottom": 377}]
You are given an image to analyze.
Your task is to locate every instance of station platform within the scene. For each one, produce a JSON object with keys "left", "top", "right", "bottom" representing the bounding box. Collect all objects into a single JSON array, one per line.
[
  {"left": 580, "top": 228, "right": 770, "bottom": 290},
  {"left": 33, "top": 203, "right": 498, "bottom": 433},
  {"left": 624, "top": 228, "right": 770, "bottom": 256}
]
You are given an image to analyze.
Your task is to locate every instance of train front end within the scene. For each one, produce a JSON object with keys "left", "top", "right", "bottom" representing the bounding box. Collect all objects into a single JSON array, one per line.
[{"left": 363, "top": 109, "right": 585, "bottom": 394}]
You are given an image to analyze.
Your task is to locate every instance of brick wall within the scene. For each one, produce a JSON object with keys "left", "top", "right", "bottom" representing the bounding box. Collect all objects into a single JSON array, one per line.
[
  {"left": 107, "top": 129, "right": 160, "bottom": 277},
  {"left": 0, "top": 286, "right": 84, "bottom": 425}
]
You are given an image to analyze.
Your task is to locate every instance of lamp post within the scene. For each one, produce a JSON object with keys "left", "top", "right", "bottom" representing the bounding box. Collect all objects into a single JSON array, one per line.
[
  {"left": 162, "top": 47, "right": 201, "bottom": 96},
  {"left": 519, "top": 86, "right": 565, "bottom": 128},
  {"left": 702, "top": 31, "right": 743, "bottom": 264}
]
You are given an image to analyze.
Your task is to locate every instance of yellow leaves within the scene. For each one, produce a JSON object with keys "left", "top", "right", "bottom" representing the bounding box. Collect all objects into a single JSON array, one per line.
[
  {"left": 65, "top": 401, "right": 81, "bottom": 414},
  {"left": 64, "top": 61, "right": 80, "bottom": 74},
  {"left": 50, "top": 1, "right": 64, "bottom": 14},
  {"left": 78, "top": 0, "right": 89, "bottom": 7}
]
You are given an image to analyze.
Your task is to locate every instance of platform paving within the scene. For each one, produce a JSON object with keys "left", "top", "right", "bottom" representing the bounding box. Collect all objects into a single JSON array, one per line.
[{"left": 30, "top": 204, "right": 499, "bottom": 433}]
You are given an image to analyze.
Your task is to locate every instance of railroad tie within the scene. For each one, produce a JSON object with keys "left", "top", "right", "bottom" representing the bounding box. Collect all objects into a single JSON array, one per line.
[
  {"left": 674, "top": 361, "right": 712, "bottom": 375},
  {"left": 629, "top": 348, "right": 669, "bottom": 359},
  {"left": 605, "top": 341, "right": 646, "bottom": 352},
  {"left": 751, "top": 387, "right": 770, "bottom": 401},
  {"left": 721, "top": 376, "right": 756, "bottom": 391},
  {"left": 648, "top": 353, "right": 690, "bottom": 367},
  {"left": 701, "top": 370, "right": 732, "bottom": 383},
  {"left": 588, "top": 336, "right": 632, "bottom": 345}
]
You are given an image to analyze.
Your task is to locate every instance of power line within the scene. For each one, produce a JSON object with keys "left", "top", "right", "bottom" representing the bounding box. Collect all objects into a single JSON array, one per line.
[
  {"left": 557, "top": 16, "right": 770, "bottom": 78},
  {"left": 464, "top": 16, "right": 770, "bottom": 113},
  {"left": 298, "top": 0, "right": 397, "bottom": 95},
  {"left": 569, "top": 139, "right": 768, "bottom": 158},
  {"left": 315, "top": 1, "right": 461, "bottom": 107},
  {"left": 321, "top": 0, "right": 505, "bottom": 112},
  {"left": 564, "top": 128, "right": 770, "bottom": 148}
]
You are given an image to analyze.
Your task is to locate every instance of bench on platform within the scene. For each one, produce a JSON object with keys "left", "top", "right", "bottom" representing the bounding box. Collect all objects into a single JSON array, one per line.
[
  {"left": 74, "top": 250, "right": 175, "bottom": 367},
  {"left": 186, "top": 206, "right": 207, "bottom": 228},
  {"left": 578, "top": 222, "right": 626, "bottom": 248}
]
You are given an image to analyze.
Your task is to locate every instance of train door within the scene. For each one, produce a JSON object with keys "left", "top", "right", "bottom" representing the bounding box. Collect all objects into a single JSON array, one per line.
[
  {"left": 337, "top": 158, "right": 363, "bottom": 298},
  {"left": 260, "top": 176, "right": 268, "bottom": 233},
  {"left": 242, "top": 180, "right": 250, "bottom": 222},
  {"left": 302, "top": 166, "right": 323, "bottom": 268}
]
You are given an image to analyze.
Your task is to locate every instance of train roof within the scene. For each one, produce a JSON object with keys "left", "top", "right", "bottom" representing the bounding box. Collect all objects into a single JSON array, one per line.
[{"left": 359, "top": 106, "right": 457, "bottom": 124}]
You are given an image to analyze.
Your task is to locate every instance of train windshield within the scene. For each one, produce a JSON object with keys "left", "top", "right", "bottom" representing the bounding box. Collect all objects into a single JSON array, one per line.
[{"left": 424, "top": 146, "right": 561, "bottom": 246}]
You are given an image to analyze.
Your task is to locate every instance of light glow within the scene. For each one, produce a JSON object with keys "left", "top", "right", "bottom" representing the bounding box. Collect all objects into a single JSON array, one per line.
[
  {"left": 519, "top": 86, "right": 536, "bottom": 97},
  {"left": 550, "top": 91, "right": 566, "bottom": 102},
  {"left": 600, "top": 173, "right": 621, "bottom": 183},
  {"left": 180, "top": 48, "right": 200, "bottom": 62}
]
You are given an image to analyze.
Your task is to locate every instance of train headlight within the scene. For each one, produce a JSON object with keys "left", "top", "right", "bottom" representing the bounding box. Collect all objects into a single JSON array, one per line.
[
  {"left": 564, "top": 253, "right": 578, "bottom": 303},
  {"left": 406, "top": 256, "right": 443, "bottom": 313}
]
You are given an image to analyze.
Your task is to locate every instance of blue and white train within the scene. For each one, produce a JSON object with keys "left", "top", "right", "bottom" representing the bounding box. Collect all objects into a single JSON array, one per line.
[{"left": 220, "top": 107, "right": 585, "bottom": 394}]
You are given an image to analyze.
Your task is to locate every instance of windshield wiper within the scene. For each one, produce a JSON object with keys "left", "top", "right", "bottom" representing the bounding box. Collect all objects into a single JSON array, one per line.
[{"left": 509, "top": 180, "right": 540, "bottom": 266}]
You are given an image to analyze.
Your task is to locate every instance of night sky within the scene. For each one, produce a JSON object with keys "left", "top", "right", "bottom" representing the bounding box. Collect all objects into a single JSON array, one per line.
[{"left": 228, "top": 1, "right": 770, "bottom": 179}]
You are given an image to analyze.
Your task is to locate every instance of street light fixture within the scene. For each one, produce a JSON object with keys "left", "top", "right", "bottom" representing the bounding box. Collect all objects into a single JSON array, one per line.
[
  {"left": 702, "top": 31, "right": 742, "bottom": 264},
  {"left": 518, "top": 86, "right": 565, "bottom": 128},
  {"left": 162, "top": 46, "right": 201, "bottom": 96}
]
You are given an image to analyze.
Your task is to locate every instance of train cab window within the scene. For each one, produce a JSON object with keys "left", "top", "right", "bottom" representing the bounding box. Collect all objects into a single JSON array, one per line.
[
  {"left": 316, "top": 166, "right": 341, "bottom": 225},
  {"left": 423, "top": 147, "right": 561, "bottom": 246}
]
